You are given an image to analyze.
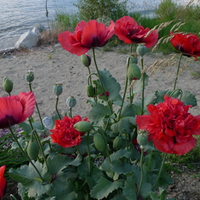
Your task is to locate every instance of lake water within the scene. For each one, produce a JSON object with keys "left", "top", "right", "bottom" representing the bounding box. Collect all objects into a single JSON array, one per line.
[{"left": 0, "top": 0, "right": 196, "bottom": 51}]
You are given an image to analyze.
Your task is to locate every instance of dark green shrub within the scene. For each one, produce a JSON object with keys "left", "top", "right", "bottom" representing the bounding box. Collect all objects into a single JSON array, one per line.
[
  {"left": 74, "top": 0, "right": 128, "bottom": 21},
  {"left": 155, "top": 0, "right": 178, "bottom": 21}
]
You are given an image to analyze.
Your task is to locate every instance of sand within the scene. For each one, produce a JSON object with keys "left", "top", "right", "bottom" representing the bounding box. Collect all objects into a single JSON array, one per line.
[{"left": 1, "top": 45, "right": 200, "bottom": 121}]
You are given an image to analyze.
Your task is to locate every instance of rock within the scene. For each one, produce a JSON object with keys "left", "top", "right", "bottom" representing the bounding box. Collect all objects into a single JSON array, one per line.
[
  {"left": 32, "top": 23, "right": 45, "bottom": 35},
  {"left": 15, "top": 31, "right": 39, "bottom": 49}
]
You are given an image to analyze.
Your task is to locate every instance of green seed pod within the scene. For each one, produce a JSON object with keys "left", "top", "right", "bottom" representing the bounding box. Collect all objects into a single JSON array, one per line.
[
  {"left": 137, "top": 133, "right": 148, "bottom": 146},
  {"left": 129, "top": 54, "right": 138, "bottom": 64},
  {"left": 127, "top": 63, "right": 141, "bottom": 80},
  {"left": 25, "top": 70, "right": 34, "bottom": 83},
  {"left": 66, "top": 96, "right": 76, "bottom": 108},
  {"left": 3, "top": 77, "right": 13, "bottom": 94},
  {"left": 93, "top": 133, "right": 106, "bottom": 152},
  {"left": 74, "top": 121, "right": 92, "bottom": 132},
  {"left": 53, "top": 83, "right": 63, "bottom": 96},
  {"left": 86, "top": 84, "right": 95, "bottom": 97},
  {"left": 136, "top": 44, "right": 147, "bottom": 57},
  {"left": 27, "top": 140, "right": 39, "bottom": 160},
  {"left": 113, "top": 136, "right": 123, "bottom": 150},
  {"left": 81, "top": 54, "right": 91, "bottom": 67}
]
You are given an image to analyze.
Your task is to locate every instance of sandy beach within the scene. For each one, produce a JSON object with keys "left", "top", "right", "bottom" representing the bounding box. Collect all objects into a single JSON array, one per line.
[{"left": 1, "top": 45, "right": 200, "bottom": 120}]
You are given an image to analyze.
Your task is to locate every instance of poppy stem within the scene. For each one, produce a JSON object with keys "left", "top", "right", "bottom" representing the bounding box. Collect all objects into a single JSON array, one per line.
[
  {"left": 118, "top": 56, "right": 130, "bottom": 120},
  {"left": 55, "top": 96, "right": 61, "bottom": 119},
  {"left": 140, "top": 57, "right": 145, "bottom": 115},
  {"left": 137, "top": 147, "right": 144, "bottom": 195},
  {"left": 8, "top": 126, "right": 45, "bottom": 182},
  {"left": 29, "top": 119, "right": 49, "bottom": 172},
  {"left": 173, "top": 53, "right": 183, "bottom": 91},
  {"left": 152, "top": 153, "right": 167, "bottom": 190},
  {"left": 28, "top": 82, "right": 44, "bottom": 129},
  {"left": 86, "top": 132, "right": 92, "bottom": 175},
  {"left": 92, "top": 48, "right": 112, "bottom": 112}
]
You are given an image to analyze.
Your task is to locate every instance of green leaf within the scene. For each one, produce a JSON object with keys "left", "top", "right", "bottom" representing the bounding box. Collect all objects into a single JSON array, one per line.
[
  {"left": 111, "top": 194, "right": 127, "bottom": 200},
  {"left": 133, "top": 72, "right": 148, "bottom": 93},
  {"left": 149, "top": 192, "right": 159, "bottom": 200},
  {"left": 87, "top": 104, "right": 111, "bottom": 123},
  {"left": 99, "top": 69, "right": 121, "bottom": 101},
  {"left": 112, "top": 160, "right": 136, "bottom": 175},
  {"left": 181, "top": 90, "right": 197, "bottom": 106},
  {"left": 110, "top": 149, "right": 131, "bottom": 161},
  {"left": 140, "top": 182, "right": 152, "bottom": 198},
  {"left": 123, "top": 176, "right": 137, "bottom": 200},
  {"left": 120, "top": 103, "right": 136, "bottom": 117},
  {"left": 90, "top": 177, "right": 123, "bottom": 199},
  {"left": 9, "top": 161, "right": 51, "bottom": 197},
  {"left": 19, "top": 122, "right": 32, "bottom": 134}
]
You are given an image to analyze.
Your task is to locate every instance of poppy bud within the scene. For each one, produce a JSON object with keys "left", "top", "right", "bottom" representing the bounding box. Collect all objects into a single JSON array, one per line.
[
  {"left": 127, "top": 63, "right": 141, "bottom": 81},
  {"left": 66, "top": 96, "right": 76, "bottom": 108},
  {"left": 113, "top": 135, "right": 123, "bottom": 150},
  {"left": 27, "top": 140, "right": 39, "bottom": 160},
  {"left": 2, "top": 77, "right": 13, "bottom": 94},
  {"left": 129, "top": 54, "right": 138, "bottom": 64},
  {"left": 74, "top": 121, "right": 92, "bottom": 132},
  {"left": 136, "top": 44, "right": 147, "bottom": 57},
  {"left": 25, "top": 70, "right": 34, "bottom": 83},
  {"left": 93, "top": 133, "right": 106, "bottom": 152},
  {"left": 137, "top": 130, "right": 148, "bottom": 146},
  {"left": 81, "top": 54, "right": 91, "bottom": 67},
  {"left": 86, "top": 84, "right": 95, "bottom": 97},
  {"left": 53, "top": 83, "right": 63, "bottom": 96}
]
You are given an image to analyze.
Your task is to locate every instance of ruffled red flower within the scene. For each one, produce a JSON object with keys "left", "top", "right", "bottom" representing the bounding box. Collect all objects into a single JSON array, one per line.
[
  {"left": 170, "top": 31, "right": 200, "bottom": 60},
  {"left": 58, "top": 20, "right": 115, "bottom": 56},
  {"left": 50, "top": 115, "right": 89, "bottom": 148},
  {"left": 115, "top": 16, "right": 158, "bottom": 48},
  {"left": 0, "top": 92, "right": 36, "bottom": 129},
  {"left": 136, "top": 95, "right": 200, "bottom": 155},
  {"left": 0, "top": 165, "right": 6, "bottom": 200}
]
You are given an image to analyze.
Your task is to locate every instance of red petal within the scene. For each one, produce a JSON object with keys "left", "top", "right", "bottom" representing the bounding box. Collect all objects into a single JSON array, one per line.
[
  {"left": 136, "top": 115, "right": 151, "bottom": 130},
  {"left": 0, "top": 97, "right": 23, "bottom": 128},
  {"left": 0, "top": 165, "right": 6, "bottom": 199},
  {"left": 18, "top": 92, "right": 36, "bottom": 123}
]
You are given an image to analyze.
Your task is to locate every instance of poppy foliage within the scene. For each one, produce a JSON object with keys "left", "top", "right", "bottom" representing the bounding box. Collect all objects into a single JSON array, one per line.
[
  {"left": 115, "top": 16, "right": 158, "bottom": 48},
  {"left": 50, "top": 115, "right": 89, "bottom": 148},
  {"left": 0, "top": 92, "right": 36, "bottom": 129},
  {"left": 58, "top": 20, "right": 115, "bottom": 56},
  {"left": 136, "top": 95, "right": 200, "bottom": 155}
]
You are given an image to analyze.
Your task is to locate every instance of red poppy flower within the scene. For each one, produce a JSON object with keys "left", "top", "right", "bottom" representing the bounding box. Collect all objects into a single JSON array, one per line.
[
  {"left": 50, "top": 115, "right": 89, "bottom": 148},
  {"left": 170, "top": 32, "right": 200, "bottom": 60},
  {"left": 0, "top": 92, "right": 36, "bottom": 129},
  {"left": 115, "top": 16, "right": 158, "bottom": 48},
  {"left": 0, "top": 165, "right": 6, "bottom": 200},
  {"left": 136, "top": 95, "right": 200, "bottom": 155},
  {"left": 58, "top": 20, "right": 115, "bottom": 56}
]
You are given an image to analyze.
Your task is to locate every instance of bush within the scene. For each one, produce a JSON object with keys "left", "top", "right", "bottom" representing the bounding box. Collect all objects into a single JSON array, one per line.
[
  {"left": 74, "top": 0, "right": 128, "bottom": 21},
  {"left": 155, "top": 0, "right": 178, "bottom": 21}
]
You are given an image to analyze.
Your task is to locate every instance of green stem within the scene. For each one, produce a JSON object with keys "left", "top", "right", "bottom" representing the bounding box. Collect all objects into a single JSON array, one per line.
[
  {"left": 29, "top": 119, "right": 49, "bottom": 171},
  {"left": 138, "top": 147, "right": 144, "bottom": 195},
  {"left": 140, "top": 57, "right": 145, "bottom": 115},
  {"left": 55, "top": 96, "right": 61, "bottom": 119},
  {"left": 86, "top": 132, "right": 92, "bottom": 175},
  {"left": 28, "top": 82, "right": 44, "bottom": 129},
  {"left": 118, "top": 57, "right": 130, "bottom": 120},
  {"left": 173, "top": 53, "right": 183, "bottom": 91},
  {"left": 69, "top": 107, "right": 72, "bottom": 118},
  {"left": 92, "top": 48, "right": 112, "bottom": 112},
  {"left": 152, "top": 153, "right": 167, "bottom": 190},
  {"left": 87, "top": 67, "right": 92, "bottom": 85},
  {"left": 8, "top": 126, "right": 44, "bottom": 181}
]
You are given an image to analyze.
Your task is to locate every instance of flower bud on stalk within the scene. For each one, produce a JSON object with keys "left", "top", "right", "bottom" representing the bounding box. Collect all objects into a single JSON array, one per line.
[
  {"left": 93, "top": 133, "right": 106, "bottom": 152},
  {"left": 137, "top": 130, "right": 148, "bottom": 148},
  {"left": 25, "top": 70, "right": 34, "bottom": 83},
  {"left": 136, "top": 44, "right": 147, "bottom": 57},
  {"left": 81, "top": 54, "right": 91, "bottom": 67},
  {"left": 66, "top": 96, "right": 77, "bottom": 108},
  {"left": 74, "top": 121, "right": 92, "bottom": 132},
  {"left": 27, "top": 139, "right": 39, "bottom": 160},
  {"left": 127, "top": 63, "right": 141, "bottom": 81},
  {"left": 113, "top": 135, "right": 123, "bottom": 150},
  {"left": 2, "top": 77, "right": 13, "bottom": 94},
  {"left": 86, "top": 84, "right": 95, "bottom": 97},
  {"left": 129, "top": 53, "right": 138, "bottom": 64},
  {"left": 53, "top": 83, "right": 63, "bottom": 96}
]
